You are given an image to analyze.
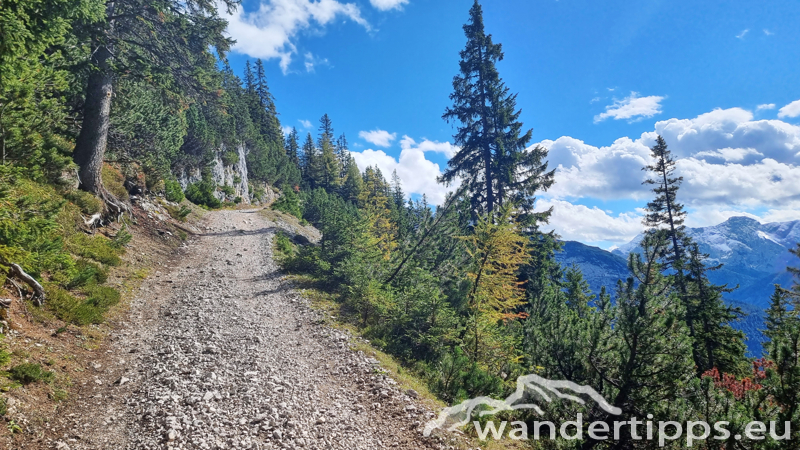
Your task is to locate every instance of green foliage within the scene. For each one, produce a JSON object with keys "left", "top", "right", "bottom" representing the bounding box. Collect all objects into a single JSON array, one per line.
[
  {"left": 272, "top": 188, "right": 302, "bottom": 218},
  {"left": 164, "top": 179, "right": 185, "bottom": 203},
  {"left": 185, "top": 179, "right": 221, "bottom": 209},
  {"left": 63, "top": 190, "right": 103, "bottom": 216},
  {"left": 221, "top": 151, "right": 240, "bottom": 166},
  {"left": 0, "top": 350, "right": 10, "bottom": 366},
  {"left": 219, "top": 184, "right": 235, "bottom": 197},
  {"left": 111, "top": 225, "right": 133, "bottom": 249},
  {"left": 166, "top": 204, "right": 192, "bottom": 222},
  {"left": 274, "top": 232, "right": 295, "bottom": 257},
  {"left": 45, "top": 284, "right": 120, "bottom": 325},
  {"left": 65, "top": 233, "right": 123, "bottom": 266},
  {"left": 8, "top": 363, "right": 54, "bottom": 384},
  {"left": 101, "top": 165, "right": 129, "bottom": 201}
]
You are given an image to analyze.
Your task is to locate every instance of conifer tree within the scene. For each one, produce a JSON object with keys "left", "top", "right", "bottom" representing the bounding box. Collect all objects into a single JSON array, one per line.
[
  {"left": 318, "top": 133, "right": 341, "bottom": 192},
  {"left": 582, "top": 233, "right": 695, "bottom": 449},
  {"left": 318, "top": 114, "right": 334, "bottom": 145},
  {"left": 440, "top": 0, "right": 554, "bottom": 222},
  {"left": 244, "top": 60, "right": 256, "bottom": 93},
  {"left": 72, "top": 0, "right": 235, "bottom": 207},
  {"left": 301, "top": 132, "right": 319, "bottom": 188},
  {"left": 341, "top": 156, "right": 364, "bottom": 204},
  {"left": 285, "top": 127, "right": 300, "bottom": 166},
  {"left": 254, "top": 59, "right": 283, "bottom": 144}
]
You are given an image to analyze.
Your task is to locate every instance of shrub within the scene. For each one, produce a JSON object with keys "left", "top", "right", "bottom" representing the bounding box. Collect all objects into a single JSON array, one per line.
[
  {"left": 165, "top": 204, "right": 191, "bottom": 222},
  {"left": 219, "top": 184, "right": 235, "bottom": 197},
  {"left": 272, "top": 187, "right": 301, "bottom": 218},
  {"left": 234, "top": 196, "right": 242, "bottom": 204},
  {"left": 8, "top": 363, "right": 54, "bottom": 384},
  {"left": 45, "top": 284, "right": 120, "bottom": 325},
  {"left": 65, "top": 260, "right": 108, "bottom": 288},
  {"left": 111, "top": 225, "right": 132, "bottom": 248},
  {"left": 63, "top": 190, "right": 102, "bottom": 216},
  {"left": 221, "top": 151, "right": 239, "bottom": 166},
  {"left": 185, "top": 179, "right": 220, "bottom": 208},
  {"left": 101, "top": 165, "right": 129, "bottom": 201},
  {"left": 274, "top": 232, "right": 295, "bottom": 257},
  {"left": 65, "top": 232, "right": 123, "bottom": 266},
  {"left": 164, "top": 179, "right": 184, "bottom": 203},
  {"left": 0, "top": 350, "right": 10, "bottom": 366}
]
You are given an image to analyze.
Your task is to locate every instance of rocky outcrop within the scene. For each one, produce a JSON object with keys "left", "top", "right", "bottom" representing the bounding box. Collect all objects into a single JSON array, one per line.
[{"left": 176, "top": 143, "right": 251, "bottom": 204}]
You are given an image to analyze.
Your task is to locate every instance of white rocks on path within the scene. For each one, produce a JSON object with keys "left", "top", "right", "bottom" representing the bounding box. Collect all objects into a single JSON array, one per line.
[{"left": 47, "top": 209, "right": 453, "bottom": 450}]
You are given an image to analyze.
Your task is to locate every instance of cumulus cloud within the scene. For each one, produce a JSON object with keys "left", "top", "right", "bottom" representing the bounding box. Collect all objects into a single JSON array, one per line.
[
  {"left": 281, "top": 125, "right": 294, "bottom": 136},
  {"left": 358, "top": 129, "right": 397, "bottom": 147},
  {"left": 537, "top": 107, "right": 800, "bottom": 229},
  {"left": 778, "top": 99, "right": 800, "bottom": 119},
  {"left": 594, "top": 92, "right": 665, "bottom": 123},
  {"left": 369, "top": 0, "right": 408, "bottom": 11},
  {"left": 220, "top": 0, "right": 369, "bottom": 73},
  {"left": 757, "top": 103, "right": 776, "bottom": 111},
  {"left": 350, "top": 136, "right": 458, "bottom": 204},
  {"left": 298, "top": 119, "right": 312, "bottom": 129},
  {"left": 537, "top": 199, "right": 644, "bottom": 244}
]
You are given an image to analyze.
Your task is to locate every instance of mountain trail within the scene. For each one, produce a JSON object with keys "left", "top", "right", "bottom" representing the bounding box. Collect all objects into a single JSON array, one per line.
[{"left": 44, "top": 209, "right": 447, "bottom": 450}]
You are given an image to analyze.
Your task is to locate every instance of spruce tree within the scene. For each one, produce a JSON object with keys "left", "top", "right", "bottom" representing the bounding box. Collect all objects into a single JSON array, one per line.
[
  {"left": 72, "top": 0, "right": 235, "bottom": 207},
  {"left": 285, "top": 127, "right": 300, "bottom": 166},
  {"left": 341, "top": 156, "right": 364, "bottom": 204},
  {"left": 318, "top": 114, "right": 334, "bottom": 145},
  {"left": 440, "top": 0, "right": 554, "bottom": 222},
  {"left": 301, "top": 132, "right": 319, "bottom": 188}
]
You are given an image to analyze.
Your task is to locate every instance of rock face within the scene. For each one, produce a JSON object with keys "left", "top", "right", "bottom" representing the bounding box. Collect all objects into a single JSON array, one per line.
[{"left": 176, "top": 143, "right": 251, "bottom": 204}]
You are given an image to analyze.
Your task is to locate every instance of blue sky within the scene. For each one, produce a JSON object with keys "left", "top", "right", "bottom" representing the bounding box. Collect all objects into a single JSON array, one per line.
[{"left": 221, "top": 0, "right": 800, "bottom": 248}]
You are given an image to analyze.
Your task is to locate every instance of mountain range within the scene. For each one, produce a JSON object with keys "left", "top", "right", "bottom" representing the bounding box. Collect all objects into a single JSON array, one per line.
[{"left": 556, "top": 216, "right": 800, "bottom": 355}]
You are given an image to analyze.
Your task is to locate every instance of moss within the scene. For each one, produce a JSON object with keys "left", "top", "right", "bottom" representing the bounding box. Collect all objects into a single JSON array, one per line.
[
  {"left": 101, "top": 164, "right": 129, "bottom": 201},
  {"left": 63, "top": 190, "right": 102, "bottom": 216}
]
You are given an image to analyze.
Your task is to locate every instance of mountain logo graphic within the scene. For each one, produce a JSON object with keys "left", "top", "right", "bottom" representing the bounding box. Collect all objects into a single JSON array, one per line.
[{"left": 423, "top": 374, "right": 622, "bottom": 437}]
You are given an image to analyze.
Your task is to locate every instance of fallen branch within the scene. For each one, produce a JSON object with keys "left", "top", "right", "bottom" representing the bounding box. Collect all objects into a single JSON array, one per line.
[{"left": 0, "top": 257, "right": 46, "bottom": 306}]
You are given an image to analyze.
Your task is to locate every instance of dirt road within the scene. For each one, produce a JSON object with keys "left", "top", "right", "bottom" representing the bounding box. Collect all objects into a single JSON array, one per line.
[{"left": 44, "top": 209, "right": 445, "bottom": 450}]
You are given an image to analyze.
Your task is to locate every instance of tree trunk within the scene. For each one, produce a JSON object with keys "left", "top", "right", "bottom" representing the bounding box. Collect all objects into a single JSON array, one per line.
[{"left": 73, "top": 67, "right": 112, "bottom": 195}]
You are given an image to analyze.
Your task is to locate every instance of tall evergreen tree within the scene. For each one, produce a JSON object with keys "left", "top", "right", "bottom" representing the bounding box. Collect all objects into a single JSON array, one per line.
[
  {"left": 285, "top": 127, "right": 300, "bottom": 166},
  {"left": 318, "top": 114, "right": 334, "bottom": 145},
  {"left": 440, "top": 0, "right": 554, "bottom": 222},
  {"left": 243, "top": 60, "right": 255, "bottom": 93},
  {"left": 301, "top": 132, "right": 319, "bottom": 188},
  {"left": 72, "top": 0, "right": 235, "bottom": 208},
  {"left": 254, "top": 59, "right": 283, "bottom": 144}
]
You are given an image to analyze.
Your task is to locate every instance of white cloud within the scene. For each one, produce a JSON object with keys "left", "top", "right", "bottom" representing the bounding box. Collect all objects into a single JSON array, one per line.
[
  {"left": 764, "top": 29, "right": 774, "bottom": 36},
  {"left": 358, "top": 129, "right": 397, "bottom": 147},
  {"left": 299, "top": 119, "right": 312, "bottom": 129},
  {"left": 736, "top": 29, "right": 749, "bottom": 39},
  {"left": 350, "top": 136, "right": 458, "bottom": 204},
  {"left": 778, "top": 99, "right": 800, "bottom": 119},
  {"left": 220, "top": 0, "right": 369, "bottom": 73},
  {"left": 757, "top": 103, "right": 776, "bottom": 111},
  {"left": 537, "top": 199, "right": 644, "bottom": 244},
  {"left": 537, "top": 107, "right": 800, "bottom": 230},
  {"left": 303, "top": 52, "right": 329, "bottom": 73},
  {"left": 594, "top": 92, "right": 665, "bottom": 123},
  {"left": 281, "top": 125, "right": 294, "bottom": 136},
  {"left": 369, "top": 0, "right": 408, "bottom": 11}
]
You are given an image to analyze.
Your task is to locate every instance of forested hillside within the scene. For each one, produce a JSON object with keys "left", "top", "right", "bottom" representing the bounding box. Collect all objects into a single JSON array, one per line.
[{"left": 2, "top": 0, "right": 799, "bottom": 448}]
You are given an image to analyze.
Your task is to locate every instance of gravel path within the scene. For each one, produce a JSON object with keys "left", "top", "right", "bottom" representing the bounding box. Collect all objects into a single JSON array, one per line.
[{"left": 49, "top": 209, "right": 447, "bottom": 450}]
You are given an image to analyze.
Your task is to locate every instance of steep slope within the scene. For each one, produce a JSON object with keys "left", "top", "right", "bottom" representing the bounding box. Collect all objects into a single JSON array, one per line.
[{"left": 555, "top": 241, "right": 630, "bottom": 294}]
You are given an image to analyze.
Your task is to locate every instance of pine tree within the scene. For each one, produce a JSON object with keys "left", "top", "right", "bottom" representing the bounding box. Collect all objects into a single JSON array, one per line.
[
  {"left": 72, "top": 0, "right": 235, "bottom": 207},
  {"left": 341, "top": 156, "right": 364, "bottom": 204},
  {"left": 336, "top": 133, "right": 350, "bottom": 179},
  {"left": 582, "top": 233, "right": 695, "bottom": 449},
  {"left": 318, "top": 114, "right": 334, "bottom": 145},
  {"left": 254, "top": 59, "right": 283, "bottom": 144},
  {"left": 685, "top": 243, "right": 748, "bottom": 375},
  {"left": 285, "top": 127, "right": 300, "bottom": 166},
  {"left": 301, "top": 132, "right": 319, "bottom": 188},
  {"left": 459, "top": 204, "right": 531, "bottom": 372},
  {"left": 244, "top": 60, "right": 255, "bottom": 93},
  {"left": 440, "top": 0, "right": 554, "bottom": 222},
  {"left": 763, "top": 284, "right": 800, "bottom": 444},
  {"left": 318, "top": 133, "right": 340, "bottom": 192}
]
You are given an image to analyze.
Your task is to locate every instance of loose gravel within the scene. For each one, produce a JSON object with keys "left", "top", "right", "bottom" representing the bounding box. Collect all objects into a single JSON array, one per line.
[{"left": 47, "top": 209, "right": 456, "bottom": 450}]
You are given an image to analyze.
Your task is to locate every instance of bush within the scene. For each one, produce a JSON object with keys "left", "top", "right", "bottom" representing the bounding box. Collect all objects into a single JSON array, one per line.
[
  {"left": 101, "top": 165, "right": 129, "bottom": 201},
  {"left": 111, "top": 225, "right": 132, "bottom": 248},
  {"left": 185, "top": 179, "right": 221, "bottom": 208},
  {"left": 63, "top": 190, "right": 102, "bottom": 216},
  {"left": 65, "top": 232, "right": 124, "bottom": 266},
  {"left": 165, "top": 204, "right": 191, "bottom": 222},
  {"left": 272, "top": 187, "right": 302, "bottom": 218},
  {"left": 164, "top": 179, "right": 184, "bottom": 203},
  {"left": 65, "top": 260, "right": 108, "bottom": 289},
  {"left": 46, "top": 284, "right": 121, "bottom": 325},
  {"left": 8, "top": 363, "right": 54, "bottom": 385},
  {"left": 221, "top": 151, "right": 239, "bottom": 166},
  {"left": 219, "top": 184, "right": 235, "bottom": 197},
  {"left": 274, "top": 232, "right": 295, "bottom": 257}
]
